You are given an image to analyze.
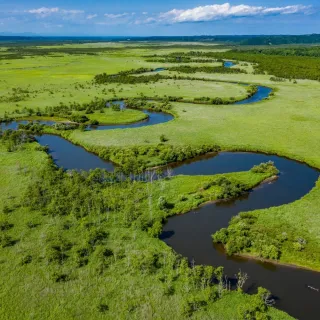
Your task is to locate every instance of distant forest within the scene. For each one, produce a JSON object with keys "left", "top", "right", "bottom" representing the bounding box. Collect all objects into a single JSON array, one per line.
[
  {"left": 136, "top": 34, "right": 320, "bottom": 45},
  {"left": 1, "top": 34, "right": 320, "bottom": 46}
]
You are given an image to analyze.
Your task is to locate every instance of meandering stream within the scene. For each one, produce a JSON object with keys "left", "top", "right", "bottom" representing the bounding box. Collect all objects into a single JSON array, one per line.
[{"left": 1, "top": 73, "right": 319, "bottom": 319}]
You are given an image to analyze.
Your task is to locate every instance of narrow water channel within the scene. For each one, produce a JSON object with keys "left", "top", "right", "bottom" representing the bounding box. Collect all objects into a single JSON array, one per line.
[
  {"left": 163, "top": 152, "right": 320, "bottom": 320},
  {"left": 30, "top": 130, "right": 320, "bottom": 319}
]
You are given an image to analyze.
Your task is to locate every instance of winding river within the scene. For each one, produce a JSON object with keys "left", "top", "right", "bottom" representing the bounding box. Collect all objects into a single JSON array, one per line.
[
  {"left": 2, "top": 75, "right": 319, "bottom": 319},
  {"left": 0, "top": 105, "right": 173, "bottom": 132}
]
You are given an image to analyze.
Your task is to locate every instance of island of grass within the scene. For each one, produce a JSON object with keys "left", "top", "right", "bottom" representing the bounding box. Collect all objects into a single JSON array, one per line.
[{"left": 18, "top": 108, "right": 148, "bottom": 125}]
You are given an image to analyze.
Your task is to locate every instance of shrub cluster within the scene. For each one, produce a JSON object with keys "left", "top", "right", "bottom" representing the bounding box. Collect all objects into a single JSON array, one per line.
[{"left": 168, "top": 65, "right": 246, "bottom": 74}]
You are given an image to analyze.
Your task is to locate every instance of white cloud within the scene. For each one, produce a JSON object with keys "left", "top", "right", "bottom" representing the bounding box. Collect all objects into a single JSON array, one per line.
[
  {"left": 62, "top": 10, "right": 84, "bottom": 15},
  {"left": 27, "top": 7, "right": 84, "bottom": 18},
  {"left": 86, "top": 14, "right": 98, "bottom": 20},
  {"left": 158, "top": 3, "right": 313, "bottom": 23},
  {"left": 104, "top": 13, "right": 128, "bottom": 19},
  {"left": 27, "top": 7, "right": 59, "bottom": 17}
]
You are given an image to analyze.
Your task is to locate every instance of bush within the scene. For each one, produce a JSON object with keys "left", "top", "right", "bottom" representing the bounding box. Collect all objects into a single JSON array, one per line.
[
  {"left": 97, "top": 304, "right": 109, "bottom": 313},
  {"left": 69, "top": 114, "right": 89, "bottom": 123},
  {"left": 179, "top": 195, "right": 188, "bottom": 201},
  {"left": 160, "top": 134, "right": 168, "bottom": 142},
  {"left": 158, "top": 196, "right": 174, "bottom": 210},
  {"left": 89, "top": 119, "right": 99, "bottom": 125},
  {"left": 0, "top": 233, "right": 15, "bottom": 248},
  {"left": 260, "top": 244, "right": 280, "bottom": 260},
  {"left": 111, "top": 104, "right": 121, "bottom": 111},
  {"left": 2, "top": 206, "right": 12, "bottom": 214},
  {"left": 251, "top": 161, "right": 278, "bottom": 175},
  {"left": 87, "top": 229, "right": 108, "bottom": 248},
  {"left": 293, "top": 242, "right": 304, "bottom": 251},
  {"left": 50, "top": 272, "right": 70, "bottom": 283},
  {"left": 0, "top": 219, "right": 13, "bottom": 231},
  {"left": 20, "top": 255, "right": 32, "bottom": 265},
  {"left": 212, "top": 228, "right": 229, "bottom": 244},
  {"left": 148, "top": 220, "right": 163, "bottom": 237}
]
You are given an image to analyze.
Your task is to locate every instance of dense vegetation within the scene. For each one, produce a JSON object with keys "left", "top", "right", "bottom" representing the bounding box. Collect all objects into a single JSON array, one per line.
[
  {"left": 0, "top": 137, "right": 287, "bottom": 319},
  {"left": 238, "top": 47, "right": 320, "bottom": 58},
  {"left": 1, "top": 39, "right": 320, "bottom": 319},
  {"left": 167, "top": 65, "right": 247, "bottom": 75},
  {"left": 145, "top": 56, "right": 219, "bottom": 63},
  {"left": 161, "top": 50, "right": 320, "bottom": 80}
]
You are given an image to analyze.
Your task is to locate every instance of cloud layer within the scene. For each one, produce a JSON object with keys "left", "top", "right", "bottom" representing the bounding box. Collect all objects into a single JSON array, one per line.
[
  {"left": 159, "top": 3, "right": 313, "bottom": 23},
  {"left": 26, "top": 7, "right": 84, "bottom": 18},
  {"left": 0, "top": 3, "right": 317, "bottom": 34}
]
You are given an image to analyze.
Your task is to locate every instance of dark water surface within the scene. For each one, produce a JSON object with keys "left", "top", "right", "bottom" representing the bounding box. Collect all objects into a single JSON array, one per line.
[
  {"left": 36, "top": 135, "right": 114, "bottom": 171},
  {"left": 163, "top": 152, "right": 320, "bottom": 320}
]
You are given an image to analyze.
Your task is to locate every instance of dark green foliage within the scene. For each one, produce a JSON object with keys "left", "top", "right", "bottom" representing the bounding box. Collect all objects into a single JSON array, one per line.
[
  {"left": 270, "top": 76, "right": 286, "bottom": 82},
  {"left": 69, "top": 114, "right": 89, "bottom": 123},
  {"left": 87, "top": 229, "right": 108, "bottom": 248},
  {"left": 2, "top": 206, "right": 12, "bottom": 214},
  {"left": 0, "top": 233, "right": 16, "bottom": 248},
  {"left": 97, "top": 303, "right": 109, "bottom": 313},
  {"left": 205, "top": 177, "right": 247, "bottom": 200},
  {"left": 54, "top": 123, "right": 79, "bottom": 131},
  {"left": 212, "top": 210, "right": 284, "bottom": 259},
  {"left": 251, "top": 161, "right": 279, "bottom": 175},
  {"left": 145, "top": 56, "right": 217, "bottom": 63},
  {"left": 18, "top": 122, "right": 45, "bottom": 134},
  {"left": 0, "top": 87, "right": 30, "bottom": 103},
  {"left": 20, "top": 255, "right": 32, "bottom": 265},
  {"left": 45, "top": 237, "right": 73, "bottom": 264},
  {"left": 94, "top": 143, "right": 220, "bottom": 174},
  {"left": 239, "top": 46, "right": 320, "bottom": 57},
  {"left": 50, "top": 272, "right": 70, "bottom": 283},
  {"left": 125, "top": 98, "right": 172, "bottom": 112},
  {"left": 147, "top": 220, "right": 163, "bottom": 237},
  {"left": 158, "top": 196, "right": 174, "bottom": 211},
  {"left": 168, "top": 65, "right": 246, "bottom": 74},
  {"left": 0, "top": 219, "right": 13, "bottom": 231},
  {"left": 237, "top": 287, "right": 273, "bottom": 320},
  {"left": 111, "top": 103, "right": 121, "bottom": 111},
  {"left": 160, "top": 134, "right": 168, "bottom": 142},
  {"left": 89, "top": 119, "right": 99, "bottom": 125},
  {"left": 174, "top": 50, "right": 320, "bottom": 80},
  {"left": 94, "top": 72, "right": 162, "bottom": 85},
  {"left": 0, "top": 129, "right": 35, "bottom": 152},
  {"left": 73, "top": 247, "right": 90, "bottom": 267}
]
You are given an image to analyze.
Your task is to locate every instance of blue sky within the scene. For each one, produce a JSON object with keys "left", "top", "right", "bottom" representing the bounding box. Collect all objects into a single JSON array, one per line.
[{"left": 0, "top": 1, "right": 319, "bottom": 36}]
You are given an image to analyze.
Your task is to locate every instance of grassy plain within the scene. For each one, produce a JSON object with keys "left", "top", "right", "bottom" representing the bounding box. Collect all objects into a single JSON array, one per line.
[{"left": 0, "top": 41, "right": 320, "bottom": 317}]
